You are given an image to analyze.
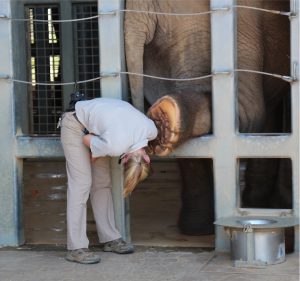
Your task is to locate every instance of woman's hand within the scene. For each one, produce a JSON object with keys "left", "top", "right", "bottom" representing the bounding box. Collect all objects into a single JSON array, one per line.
[{"left": 83, "top": 134, "right": 93, "bottom": 148}]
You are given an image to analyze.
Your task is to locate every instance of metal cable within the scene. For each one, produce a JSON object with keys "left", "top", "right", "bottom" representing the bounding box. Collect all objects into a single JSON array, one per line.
[
  {"left": 232, "top": 5, "right": 294, "bottom": 17},
  {"left": 119, "top": 71, "right": 213, "bottom": 81},
  {"left": 0, "top": 10, "right": 215, "bottom": 22},
  {"left": 0, "top": 14, "right": 102, "bottom": 23},
  {"left": 119, "top": 9, "right": 214, "bottom": 16},
  {"left": 235, "top": 69, "right": 295, "bottom": 83},
  {"left": 0, "top": 4, "right": 294, "bottom": 22},
  {"left": 1, "top": 69, "right": 295, "bottom": 86},
  {"left": 121, "top": 6, "right": 293, "bottom": 17},
  {"left": 4, "top": 76, "right": 102, "bottom": 86}
]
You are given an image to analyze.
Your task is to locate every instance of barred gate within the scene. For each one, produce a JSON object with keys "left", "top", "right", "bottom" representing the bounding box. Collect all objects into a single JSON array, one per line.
[{"left": 0, "top": 0, "right": 299, "bottom": 251}]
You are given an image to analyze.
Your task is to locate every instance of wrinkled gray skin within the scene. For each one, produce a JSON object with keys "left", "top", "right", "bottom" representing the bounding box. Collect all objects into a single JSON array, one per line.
[{"left": 124, "top": 0, "right": 291, "bottom": 234}]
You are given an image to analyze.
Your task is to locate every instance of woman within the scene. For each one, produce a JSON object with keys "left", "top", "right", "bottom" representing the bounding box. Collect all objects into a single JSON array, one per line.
[{"left": 60, "top": 94, "right": 157, "bottom": 264}]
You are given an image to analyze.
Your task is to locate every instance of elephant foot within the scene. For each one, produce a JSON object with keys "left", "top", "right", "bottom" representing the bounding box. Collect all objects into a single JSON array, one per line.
[
  {"left": 147, "top": 95, "right": 181, "bottom": 156},
  {"left": 178, "top": 159, "right": 215, "bottom": 235},
  {"left": 178, "top": 210, "right": 215, "bottom": 236}
]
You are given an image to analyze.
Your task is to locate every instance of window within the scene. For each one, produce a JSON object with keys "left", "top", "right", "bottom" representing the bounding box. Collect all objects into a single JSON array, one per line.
[
  {"left": 26, "top": 6, "right": 62, "bottom": 134},
  {"left": 25, "top": 3, "right": 100, "bottom": 134}
]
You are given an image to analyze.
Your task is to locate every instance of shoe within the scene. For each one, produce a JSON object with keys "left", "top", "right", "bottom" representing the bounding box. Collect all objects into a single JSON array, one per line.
[
  {"left": 103, "top": 238, "right": 134, "bottom": 254},
  {"left": 66, "top": 248, "right": 101, "bottom": 264}
]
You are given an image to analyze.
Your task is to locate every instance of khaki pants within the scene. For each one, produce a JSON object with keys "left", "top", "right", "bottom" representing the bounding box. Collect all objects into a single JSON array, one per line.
[{"left": 61, "top": 112, "right": 121, "bottom": 250}]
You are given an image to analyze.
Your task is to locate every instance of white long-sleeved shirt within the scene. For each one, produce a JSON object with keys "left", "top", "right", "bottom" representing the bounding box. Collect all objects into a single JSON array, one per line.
[{"left": 75, "top": 98, "right": 158, "bottom": 157}]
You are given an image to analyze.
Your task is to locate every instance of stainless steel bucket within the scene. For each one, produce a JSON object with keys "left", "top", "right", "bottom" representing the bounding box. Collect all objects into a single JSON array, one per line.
[
  {"left": 215, "top": 216, "right": 299, "bottom": 268},
  {"left": 229, "top": 219, "right": 285, "bottom": 267}
]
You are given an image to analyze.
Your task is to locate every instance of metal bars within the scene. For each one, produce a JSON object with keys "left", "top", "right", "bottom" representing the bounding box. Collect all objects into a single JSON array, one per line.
[
  {"left": 25, "top": 3, "right": 101, "bottom": 134},
  {"left": 210, "top": 0, "right": 236, "bottom": 252},
  {"left": 25, "top": 6, "right": 62, "bottom": 135},
  {"left": 290, "top": 0, "right": 300, "bottom": 251},
  {"left": 0, "top": 0, "right": 20, "bottom": 246},
  {"left": 98, "top": 0, "right": 129, "bottom": 240},
  {"left": 0, "top": 0, "right": 298, "bottom": 250},
  {"left": 171, "top": 0, "right": 299, "bottom": 252},
  {"left": 73, "top": 3, "right": 100, "bottom": 99}
]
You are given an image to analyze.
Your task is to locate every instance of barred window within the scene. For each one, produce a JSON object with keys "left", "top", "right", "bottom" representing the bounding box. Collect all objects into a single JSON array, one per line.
[{"left": 26, "top": 3, "right": 99, "bottom": 135}]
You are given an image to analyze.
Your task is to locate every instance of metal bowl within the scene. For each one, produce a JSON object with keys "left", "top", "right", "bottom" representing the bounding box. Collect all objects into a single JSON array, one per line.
[{"left": 236, "top": 218, "right": 277, "bottom": 226}]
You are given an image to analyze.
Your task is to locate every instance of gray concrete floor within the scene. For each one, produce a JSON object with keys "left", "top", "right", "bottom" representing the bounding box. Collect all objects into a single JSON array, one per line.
[{"left": 0, "top": 247, "right": 299, "bottom": 281}]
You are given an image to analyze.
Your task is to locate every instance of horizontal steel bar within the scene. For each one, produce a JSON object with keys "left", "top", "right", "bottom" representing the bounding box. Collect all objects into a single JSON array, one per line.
[
  {"left": 235, "top": 134, "right": 295, "bottom": 157},
  {"left": 15, "top": 134, "right": 295, "bottom": 159},
  {"left": 15, "top": 136, "right": 63, "bottom": 158},
  {"left": 170, "top": 134, "right": 295, "bottom": 158},
  {"left": 169, "top": 135, "right": 217, "bottom": 158}
]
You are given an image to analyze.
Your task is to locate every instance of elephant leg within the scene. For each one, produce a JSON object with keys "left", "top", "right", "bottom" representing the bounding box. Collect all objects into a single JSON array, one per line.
[
  {"left": 242, "top": 99, "right": 292, "bottom": 209},
  {"left": 147, "top": 91, "right": 211, "bottom": 156},
  {"left": 242, "top": 159, "right": 279, "bottom": 208},
  {"left": 242, "top": 158, "right": 293, "bottom": 252},
  {"left": 178, "top": 159, "right": 215, "bottom": 235},
  {"left": 242, "top": 158, "right": 292, "bottom": 209},
  {"left": 270, "top": 158, "right": 292, "bottom": 209}
]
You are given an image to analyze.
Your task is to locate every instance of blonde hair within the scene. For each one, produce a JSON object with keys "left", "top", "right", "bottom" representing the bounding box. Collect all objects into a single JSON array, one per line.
[{"left": 123, "top": 151, "right": 151, "bottom": 197}]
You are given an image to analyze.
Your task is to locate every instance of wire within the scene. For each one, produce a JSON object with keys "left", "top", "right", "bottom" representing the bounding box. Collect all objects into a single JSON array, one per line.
[
  {"left": 232, "top": 5, "right": 294, "bottom": 17},
  {"left": 0, "top": 4, "right": 293, "bottom": 23},
  {"left": 122, "top": 6, "right": 293, "bottom": 17},
  {"left": 235, "top": 69, "right": 295, "bottom": 83},
  {"left": 0, "top": 13, "right": 107, "bottom": 23},
  {"left": 119, "top": 9, "right": 214, "bottom": 16},
  {"left": 1, "top": 70, "right": 295, "bottom": 86},
  {"left": 119, "top": 71, "right": 213, "bottom": 81},
  {"left": 7, "top": 76, "right": 102, "bottom": 86},
  {"left": 0, "top": 14, "right": 101, "bottom": 23}
]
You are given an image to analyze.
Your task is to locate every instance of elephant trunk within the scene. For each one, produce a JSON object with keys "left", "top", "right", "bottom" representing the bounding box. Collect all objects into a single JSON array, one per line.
[
  {"left": 125, "top": 38, "right": 146, "bottom": 112},
  {"left": 124, "top": 0, "right": 158, "bottom": 112}
]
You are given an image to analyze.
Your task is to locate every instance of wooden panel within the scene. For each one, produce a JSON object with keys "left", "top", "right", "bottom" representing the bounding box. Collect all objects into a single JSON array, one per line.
[{"left": 23, "top": 159, "right": 98, "bottom": 245}]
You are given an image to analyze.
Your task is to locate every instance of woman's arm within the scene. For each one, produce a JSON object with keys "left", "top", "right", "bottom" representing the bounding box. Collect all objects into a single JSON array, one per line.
[
  {"left": 83, "top": 134, "right": 93, "bottom": 148},
  {"left": 83, "top": 134, "right": 98, "bottom": 163}
]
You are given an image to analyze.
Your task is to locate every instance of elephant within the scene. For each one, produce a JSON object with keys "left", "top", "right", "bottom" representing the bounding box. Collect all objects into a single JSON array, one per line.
[{"left": 124, "top": 0, "right": 292, "bottom": 235}]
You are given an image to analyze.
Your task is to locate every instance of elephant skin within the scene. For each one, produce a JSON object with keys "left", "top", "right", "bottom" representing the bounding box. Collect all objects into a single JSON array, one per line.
[{"left": 124, "top": 0, "right": 292, "bottom": 235}]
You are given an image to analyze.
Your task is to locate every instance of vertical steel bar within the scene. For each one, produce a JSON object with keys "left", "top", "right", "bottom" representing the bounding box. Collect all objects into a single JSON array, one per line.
[
  {"left": 98, "top": 0, "right": 123, "bottom": 99},
  {"left": 290, "top": 0, "right": 300, "bottom": 251},
  {"left": 0, "top": 0, "right": 21, "bottom": 246},
  {"left": 211, "top": 0, "right": 236, "bottom": 251},
  {"left": 98, "top": 0, "right": 129, "bottom": 240},
  {"left": 60, "top": 0, "right": 75, "bottom": 110}
]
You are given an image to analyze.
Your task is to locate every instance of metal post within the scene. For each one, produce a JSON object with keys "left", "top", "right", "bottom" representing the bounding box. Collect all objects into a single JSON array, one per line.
[
  {"left": 211, "top": 0, "right": 236, "bottom": 251},
  {"left": 60, "top": 0, "right": 75, "bottom": 110},
  {"left": 0, "top": 0, "right": 21, "bottom": 246},
  {"left": 98, "top": 0, "right": 129, "bottom": 240},
  {"left": 290, "top": 0, "right": 300, "bottom": 251}
]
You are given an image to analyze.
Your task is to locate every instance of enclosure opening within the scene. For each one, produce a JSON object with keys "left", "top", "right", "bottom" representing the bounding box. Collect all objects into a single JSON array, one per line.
[
  {"left": 238, "top": 158, "right": 292, "bottom": 209},
  {"left": 130, "top": 158, "right": 215, "bottom": 248},
  {"left": 236, "top": 1, "right": 291, "bottom": 134},
  {"left": 23, "top": 158, "right": 215, "bottom": 247},
  {"left": 25, "top": 3, "right": 99, "bottom": 135},
  {"left": 238, "top": 157, "right": 294, "bottom": 252}
]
